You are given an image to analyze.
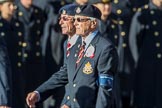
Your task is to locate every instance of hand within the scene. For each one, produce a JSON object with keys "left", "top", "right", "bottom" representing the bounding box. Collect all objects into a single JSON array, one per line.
[
  {"left": 26, "top": 92, "right": 39, "bottom": 108},
  {"left": 61, "top": 104, "right": 70, "bottom": 108},
  {"left": 0, "top": 106, "right": 11, "bottom": 108}
]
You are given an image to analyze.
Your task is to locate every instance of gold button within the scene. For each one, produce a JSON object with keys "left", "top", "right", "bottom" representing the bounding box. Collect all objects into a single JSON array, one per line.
[
  {"left": 37, "top": 30, "right": 40, "bottom": 35},
  {"left": 15, "top": 22, "right": 19, "bottom": 27},
  {"left": 22, "top": 42, "right": 27, "bottom": 47},
  {"left": 73, "top": 84, "right": 76, "bottom": 87},
  {"left": 119, "top": 20, "right": 124, "bottom": 25},
  {"left": 35, "top": 9, "right": 38, "bottom": 13},
  {"left": 114, "top": 35, "right": 118, "bottom": 39},
  {"left": 73, "top": 98, "right": 76, "bottom": 102},
  {"left": 17, "top": 52, "right": 22, "bottom": 56},
  {"left": 144, "top": 5, "right": 149, "bottom": 9},
  {"left": 37, "top": 20, "right": 40, "bottom": 24},
  {"left": 156, "top": 43, "right": 160, "bottom": 47},
  {"left": 18, "top": 12, "right": 23, "bottom": 16},
  {"left": 121, "top": 32, "right": 126, "bottom": 36},
  {"left": 18, "top": 32, "right": 22, "bottom": 36},
  {"left": 122, "top": 43, "right": 127, "bottom": 48},
  {"left": 36, "top": 52, "right": 40, "bottom": 56},
  {"left": 111, "top": 24, "right": 115, "bottom": 29},
  {"left": 137, "top": 8, "right": 142, "bottom": 12},
  {"left": 67, "top": 96, "right": 70, "bottom": 100},
  {"left": 18, "top": 41, "right": 22, "bottom": 46},
  {"left": 0, "top": 23, "right": 3, "bottom": 27},
  {"left": 1, "top": 32, "right": 5, "bottom": 36},
  {"left": 132, "top": 8, "right": 137, "bottom": 12},
  {"left": 150, "top": 10, "right": 154, "bottom": 15},
  {"left": 36, "top": 41, "right": 40, "bottom": 46},
  {"left": 24, "top": 53, "right": 28, "bottom": 58},
  {"left": 61, "top": 1, "right": 65, "bottom": 5},
  {"left": 17, "top": 62, "right": 22, "bottom": 67},
  {"left": 157, "top": 53, "right": 162, "bottom": 59},
  {"left": 114, "top": 0, "right": 118, "bottom": 4},
  {"left": 117, "top": 9, "right": 122, "bottom": 14},
  {"left": 154, "top": 31, "right": 159, "bottom": 36},
  {"left": 152, "top": 21, "right": 157, "bottom": 25}
]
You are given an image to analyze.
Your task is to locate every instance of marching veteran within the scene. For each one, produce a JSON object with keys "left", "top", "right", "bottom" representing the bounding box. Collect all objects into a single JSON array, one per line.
[{"left": 26, "top": 4, "right": 118, "bottom": 108}]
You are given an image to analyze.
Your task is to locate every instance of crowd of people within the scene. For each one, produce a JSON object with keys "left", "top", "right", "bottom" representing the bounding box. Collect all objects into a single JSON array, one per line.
[{"left": 1, "top": 0, "right": 162, "bottom": 108}]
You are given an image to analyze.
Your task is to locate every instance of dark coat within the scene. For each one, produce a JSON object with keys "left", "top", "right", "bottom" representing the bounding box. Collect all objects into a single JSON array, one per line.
[
  {"left": 0, "top": 17, "right": 12, "bottom": 107},
  {"left": 129, "top": 1, "right": 162, "bottom": 107},
  {"left": 36, "top": 32, "right": 118, "bottom": 108}
]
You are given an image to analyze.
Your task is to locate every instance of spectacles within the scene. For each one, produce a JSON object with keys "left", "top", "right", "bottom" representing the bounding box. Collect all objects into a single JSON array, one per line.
[
  {"left": 59, "top": 16, "right": 74, "bottom": 21},
  {"left": 74, "top": 17, "right": 91, "bottom": 22}
]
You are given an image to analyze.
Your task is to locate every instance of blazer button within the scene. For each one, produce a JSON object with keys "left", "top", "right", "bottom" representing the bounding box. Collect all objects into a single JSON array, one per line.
[
  {"left": 67, "top": 96, "right": 70, "bottom": 100},
  {"left": 73, "top": 98, "right": 76, "bottom": 102},
  {"left": 73, "top": 84, "right": 76, "bottom": 87}
]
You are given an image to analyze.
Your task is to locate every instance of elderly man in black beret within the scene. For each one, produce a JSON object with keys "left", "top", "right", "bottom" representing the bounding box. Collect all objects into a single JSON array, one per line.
[
  {"left": 26, "top": 4, "right": 118, "bottom": 108},
  {"left": 73, "top": 4, "right": 118, "bottom": 108}
]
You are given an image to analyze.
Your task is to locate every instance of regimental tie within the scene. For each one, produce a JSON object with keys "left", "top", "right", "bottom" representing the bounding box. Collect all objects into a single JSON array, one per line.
[
  {"left": 76, "top": 41, "right": 86, "bottom": 66},
  {"left": 66, "top": 42, "right": 71, "bottom": 57}
]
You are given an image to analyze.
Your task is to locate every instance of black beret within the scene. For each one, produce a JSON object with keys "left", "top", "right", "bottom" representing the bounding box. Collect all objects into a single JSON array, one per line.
[
  {"left": 88, "top": 0, "right": 112, "bottom": 4},
  {"left": 59, "top": 4, "right": 78, "bottom": 16},
  {"left": 75, "top": 4, "right": 102, "bottom": 20}
]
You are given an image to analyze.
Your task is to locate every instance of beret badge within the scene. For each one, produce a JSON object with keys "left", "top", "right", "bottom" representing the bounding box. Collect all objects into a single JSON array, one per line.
[
  {"left": 62, "top": 9, "right": 67, "bottom": 14},
  {"left": 76, "top": 7, "right": 81, "bottom": 14}
]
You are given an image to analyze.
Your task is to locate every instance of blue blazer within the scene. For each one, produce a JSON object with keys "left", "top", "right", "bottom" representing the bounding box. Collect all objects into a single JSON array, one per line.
[{"left": 36, "top": 32, "right": 118, "bottom": 108}]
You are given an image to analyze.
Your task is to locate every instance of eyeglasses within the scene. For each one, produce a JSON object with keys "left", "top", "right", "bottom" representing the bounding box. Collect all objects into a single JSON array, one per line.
[
  {"left": 74, "top": 17, "right": 91, "bottom": 22},
  {"left": 59, "top": 16, "right": 74, "bottom": 21}
]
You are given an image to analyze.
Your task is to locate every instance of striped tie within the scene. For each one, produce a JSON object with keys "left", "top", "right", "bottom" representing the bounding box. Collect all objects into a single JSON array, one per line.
[{"left": 76, "top": 41, "right": 86, "bottom": 66}]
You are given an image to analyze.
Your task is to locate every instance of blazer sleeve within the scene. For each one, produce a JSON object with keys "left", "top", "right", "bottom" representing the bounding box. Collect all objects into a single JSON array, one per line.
[
  {"left": 0, "top": 37, "right": 12, "bottom": 106},
  {"left": 96, "top": 44, "right": 118, "bottom": 108}
]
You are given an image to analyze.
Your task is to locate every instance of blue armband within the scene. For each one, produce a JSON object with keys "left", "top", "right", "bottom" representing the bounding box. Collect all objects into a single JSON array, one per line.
[{"left": 99, "top": 74, "right": 113, "bottom": 91}]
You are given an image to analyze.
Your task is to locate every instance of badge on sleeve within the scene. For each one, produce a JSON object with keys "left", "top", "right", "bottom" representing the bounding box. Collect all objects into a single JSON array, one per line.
[{"left": 83, "top": 62, "right": 93, "bottom": 74}]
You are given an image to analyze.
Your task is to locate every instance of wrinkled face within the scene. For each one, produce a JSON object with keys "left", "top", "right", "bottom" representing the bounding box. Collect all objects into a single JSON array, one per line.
[
  {"left": 94, "top": 3, "right": 111, "bottom": 17},
  {"left": 21, "top": 0, "right": 33, "bottom": 8},
  {"left": 0, "top": 2, "right": 15, "bottom": 20},
  {"left": 59, "top": 14, "right": 76, "bottom": 36},
  {"left": 74, "top": 15, "right": 96, "bottom": 37}
]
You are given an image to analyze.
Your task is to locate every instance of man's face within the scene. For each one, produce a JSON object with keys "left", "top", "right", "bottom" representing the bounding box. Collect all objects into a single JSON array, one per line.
[
  {"left": 0, "top": 2, "right": 15, "bottom": 20},
  {"left": 59, "top": 14, "right": 75, "bottom": 36},
  {"left": 74, "top": 15, "right": 93, "bottom": 37}
]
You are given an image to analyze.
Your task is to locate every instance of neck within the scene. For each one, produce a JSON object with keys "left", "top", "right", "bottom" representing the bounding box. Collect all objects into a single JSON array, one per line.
[
  {"left": 1, "top": 14, "right": 12, "bottom": 22},
  {"left": 152, "top": 0, "right": 162, "bottom": 9}
]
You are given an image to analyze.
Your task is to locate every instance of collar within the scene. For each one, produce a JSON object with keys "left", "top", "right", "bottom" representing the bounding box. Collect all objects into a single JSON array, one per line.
[
  {"left": 68, "top": 34, "right": 79, "bottom": 47},
  {"left": 82, "top": 30, "right": 98, "bottom": 50}
]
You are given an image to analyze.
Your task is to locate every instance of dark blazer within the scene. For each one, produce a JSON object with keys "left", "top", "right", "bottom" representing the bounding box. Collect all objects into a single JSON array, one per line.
[
  {"left": 36, "top": 32, "right": 118, "bottom": 108},
  {"left": 0, "top": 18, "right": 12, "bottom": 106}
]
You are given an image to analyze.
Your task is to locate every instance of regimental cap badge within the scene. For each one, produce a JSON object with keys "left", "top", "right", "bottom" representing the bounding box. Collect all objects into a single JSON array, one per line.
[
  {"left": 76, "top": 7, "right": 81, "bottom": 14},
  {"left": 62, "top": 9, "right": 67, "bottom": 14}
]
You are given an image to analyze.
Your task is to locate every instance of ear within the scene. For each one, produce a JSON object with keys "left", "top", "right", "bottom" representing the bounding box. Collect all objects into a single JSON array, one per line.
[{"left": 91, "top": 20, "right": 97, "bottom": 29}]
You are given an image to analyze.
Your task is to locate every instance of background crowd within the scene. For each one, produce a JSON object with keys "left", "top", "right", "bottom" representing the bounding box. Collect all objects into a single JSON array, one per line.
[{"left": 1, "top": 0, "right": 162, "bottom": 108}]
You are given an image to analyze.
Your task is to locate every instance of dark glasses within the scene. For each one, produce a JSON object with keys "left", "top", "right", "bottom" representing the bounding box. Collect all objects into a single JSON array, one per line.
[
  {"left": 59, "top": 16, "right": 74, "bottom": 21},
  {"left": 74, "top": 17, "right": 91, "bottom": 22}
]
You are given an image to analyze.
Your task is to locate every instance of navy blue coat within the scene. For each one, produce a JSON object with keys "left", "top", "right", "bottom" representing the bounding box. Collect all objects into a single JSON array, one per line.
[
  {"left": 129, "top": 1, "right": 162, "bottom": 107},
  {"left": 36, "top": 32, "right": 118, "bottom": 108}
]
